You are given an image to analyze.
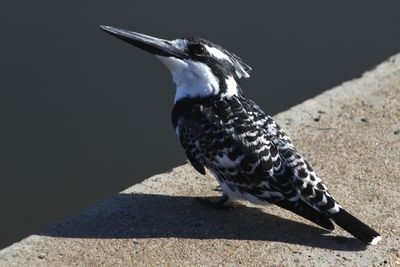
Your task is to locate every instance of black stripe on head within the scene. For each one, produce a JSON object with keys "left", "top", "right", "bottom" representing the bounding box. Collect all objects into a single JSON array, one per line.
[{"left": 184, "top": 37, "right": 251, "bottom": 88}]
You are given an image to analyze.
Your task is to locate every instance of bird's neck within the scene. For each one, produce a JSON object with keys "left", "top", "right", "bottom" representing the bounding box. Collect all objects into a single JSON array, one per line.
[
  {"left": 173, "top": 74, "right": 240, "bottom": 103},
  {"left": 174, "top": 75, "right": 219, "bottom": 103}
]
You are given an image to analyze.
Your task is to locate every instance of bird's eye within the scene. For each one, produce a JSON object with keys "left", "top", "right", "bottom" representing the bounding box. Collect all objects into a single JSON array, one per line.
[{"left": 188, "top": 43, "right": 206, "bottom": 55}]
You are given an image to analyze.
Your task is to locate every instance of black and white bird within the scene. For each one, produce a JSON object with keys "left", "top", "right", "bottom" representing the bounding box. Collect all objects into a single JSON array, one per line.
[{"left": 100, "top": 25, "right": 381, "bottom": 245}]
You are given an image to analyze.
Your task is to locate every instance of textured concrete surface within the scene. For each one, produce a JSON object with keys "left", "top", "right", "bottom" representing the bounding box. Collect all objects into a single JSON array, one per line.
[{"left": 1, "top": 55, "right": 400, "bottom": 267}]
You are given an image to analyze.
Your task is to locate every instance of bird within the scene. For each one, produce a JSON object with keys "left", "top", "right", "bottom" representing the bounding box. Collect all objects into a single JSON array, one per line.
[{"left": 100, "top": 25, "right": 381, "bottom": 245}]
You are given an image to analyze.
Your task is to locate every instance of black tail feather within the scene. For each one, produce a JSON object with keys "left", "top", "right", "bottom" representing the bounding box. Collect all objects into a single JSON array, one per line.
[
  {"left": 275, "top": 199, "right": 335, "bottom": 231},
  {"left": 331, "top": 208, "right": 381, "bottom": 245}
]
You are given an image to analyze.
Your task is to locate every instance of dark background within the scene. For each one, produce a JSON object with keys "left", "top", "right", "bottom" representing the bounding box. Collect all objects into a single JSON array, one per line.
[{"left": 1, "top": 1, "right": 399, "bottom": 249}]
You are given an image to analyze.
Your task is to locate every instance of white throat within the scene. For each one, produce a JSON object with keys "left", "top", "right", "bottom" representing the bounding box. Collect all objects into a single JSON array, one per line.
[{"left": 156, "top": 56, "right": 239, "bottom": 103}]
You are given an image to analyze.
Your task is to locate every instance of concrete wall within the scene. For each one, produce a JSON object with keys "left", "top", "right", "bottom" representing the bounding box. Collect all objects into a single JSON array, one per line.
[{"left": 1, "top": 55, "right": 399, "bottom": 266}]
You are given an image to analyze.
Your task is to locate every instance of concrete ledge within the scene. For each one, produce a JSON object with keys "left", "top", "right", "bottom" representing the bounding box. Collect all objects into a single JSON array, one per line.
[{"left": 1, "top": 55, "right": 400, "bottom": 266}]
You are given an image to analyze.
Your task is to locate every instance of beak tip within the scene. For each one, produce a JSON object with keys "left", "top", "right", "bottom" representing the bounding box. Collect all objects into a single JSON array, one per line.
[{"left": 99, "top": 25, "right": 113, "bottom": 33}]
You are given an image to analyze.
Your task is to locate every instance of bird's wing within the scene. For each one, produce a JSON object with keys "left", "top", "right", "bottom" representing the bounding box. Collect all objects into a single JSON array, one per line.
[
  {"left": 176, "top": 96, "right": 337, "bottom": 229},
  {"left": 176, "top": 96, "right": 336, "bottom": 208}
]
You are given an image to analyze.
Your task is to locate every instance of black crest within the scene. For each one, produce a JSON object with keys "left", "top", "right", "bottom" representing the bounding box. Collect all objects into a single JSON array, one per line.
[{"left": 186, "top": 37, "right": 252, "bottom": 79}]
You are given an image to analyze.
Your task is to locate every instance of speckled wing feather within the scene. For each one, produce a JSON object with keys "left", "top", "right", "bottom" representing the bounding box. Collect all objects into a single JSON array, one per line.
[{"left": 172, "top": 95, "right": 340, "bottom": 229}]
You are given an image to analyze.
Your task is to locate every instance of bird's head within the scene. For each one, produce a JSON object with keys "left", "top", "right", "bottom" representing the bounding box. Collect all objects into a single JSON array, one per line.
[{"left": 100, "top": 26, "right": 251, "bottom": 102}]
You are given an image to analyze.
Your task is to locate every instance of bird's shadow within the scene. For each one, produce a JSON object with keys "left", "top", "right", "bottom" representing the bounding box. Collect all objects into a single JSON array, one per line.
[{"left": 41, "top": 193, "right": 366, "bottom": 251}]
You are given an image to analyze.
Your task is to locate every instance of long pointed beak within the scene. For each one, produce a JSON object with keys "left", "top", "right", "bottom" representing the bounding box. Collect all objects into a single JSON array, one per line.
[{"left": 100, "top": 25, "right": 187, "bottom": 59}]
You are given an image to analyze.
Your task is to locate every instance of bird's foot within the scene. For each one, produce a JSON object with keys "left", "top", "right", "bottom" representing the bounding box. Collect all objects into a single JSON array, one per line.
[{"left": 195, "top": 195, "right": 231, "bottom": 209}]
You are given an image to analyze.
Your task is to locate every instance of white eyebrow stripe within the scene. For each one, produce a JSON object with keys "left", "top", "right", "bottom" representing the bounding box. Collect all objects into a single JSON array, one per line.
[{"left": 205, "top": 45, "right": 233, "bottom": 63}]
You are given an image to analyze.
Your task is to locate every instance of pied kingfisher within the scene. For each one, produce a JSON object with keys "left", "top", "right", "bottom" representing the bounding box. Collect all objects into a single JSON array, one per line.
[{"left": 100, "top": 25, "right": 381, "bottom": 245}]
